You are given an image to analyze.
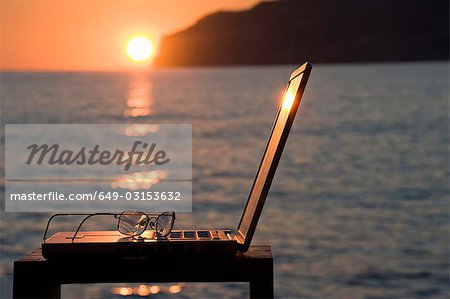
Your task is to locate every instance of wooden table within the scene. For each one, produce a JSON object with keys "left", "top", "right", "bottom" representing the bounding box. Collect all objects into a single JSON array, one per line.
[{"left": 13, "top": 246, "right": 273, "bottom": 299}]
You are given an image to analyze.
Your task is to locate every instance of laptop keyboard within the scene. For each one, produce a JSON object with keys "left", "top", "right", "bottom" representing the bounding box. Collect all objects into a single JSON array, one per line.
[
  {"left": 168, "top": 230, "right": 221, "bottom": 240},
  {"left": 169, "top": 231, "right": 182, "bottom": 238},
  {"left": 183, "top": 231, "right": 196, "bottom": 239},
  {"left": 197, "top": 231, "right": 209, "bottom": 238}
]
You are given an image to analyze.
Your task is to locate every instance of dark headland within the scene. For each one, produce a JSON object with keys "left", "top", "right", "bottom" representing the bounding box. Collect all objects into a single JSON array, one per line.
[{"left": 154, "top": 0, "right": 449, "bottom": 67}]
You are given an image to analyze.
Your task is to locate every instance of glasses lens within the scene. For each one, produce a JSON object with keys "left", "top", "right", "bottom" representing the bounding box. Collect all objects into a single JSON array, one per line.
[
  {"left": 155, "top": 211, "right": 175, "bottom": 237},
  {"left": 118, "top": 211, "right": 148, "bottom": 236}
]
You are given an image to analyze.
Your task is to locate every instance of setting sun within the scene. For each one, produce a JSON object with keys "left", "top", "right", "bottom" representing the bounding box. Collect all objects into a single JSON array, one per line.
[{"left": 127, "top": 37, "right": 153, "bottom": 62}]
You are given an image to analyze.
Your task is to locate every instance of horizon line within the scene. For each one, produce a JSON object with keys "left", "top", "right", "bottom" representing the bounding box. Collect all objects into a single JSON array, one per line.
[{"left": 1, "top": 60, "right": 447, "bottom": 73}]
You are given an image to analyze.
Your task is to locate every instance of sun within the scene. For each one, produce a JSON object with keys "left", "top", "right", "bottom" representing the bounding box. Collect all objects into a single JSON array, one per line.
[{"left": 127, "top": 37, "right": 153, "bottom": 62}]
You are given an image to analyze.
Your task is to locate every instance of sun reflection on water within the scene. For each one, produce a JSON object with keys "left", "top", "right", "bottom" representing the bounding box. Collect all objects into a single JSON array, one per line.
[
  {"left": 112, "top": 283, "right": 185, "bottom": 297},
  {"left": 124, "top": 75, "right": 153, "bottom": 118},
  {"left": 124, "top": 124, "right": 159, "bottom": 137},
  {"left": 111, "top": 170, "right": 167, "bottom": 190},
  {"left": 111, "top": 287, "right": 133, "bottom": 296}
]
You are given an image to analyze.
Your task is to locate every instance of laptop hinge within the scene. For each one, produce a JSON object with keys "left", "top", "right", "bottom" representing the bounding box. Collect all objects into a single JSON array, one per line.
[{"left": 234, "top": 231, "right": 245, "bottom": 245}]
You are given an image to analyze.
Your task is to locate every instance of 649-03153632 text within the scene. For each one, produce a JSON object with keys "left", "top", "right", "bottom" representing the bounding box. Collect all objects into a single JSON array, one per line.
[{"left": 9, "top": 191, "right": 183, "bottom": 201}]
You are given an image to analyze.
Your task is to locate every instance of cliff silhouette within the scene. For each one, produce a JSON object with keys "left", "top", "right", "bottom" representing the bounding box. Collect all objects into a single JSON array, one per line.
[{"left": 154, "top": 0, "right": 449, "bottom": 67}]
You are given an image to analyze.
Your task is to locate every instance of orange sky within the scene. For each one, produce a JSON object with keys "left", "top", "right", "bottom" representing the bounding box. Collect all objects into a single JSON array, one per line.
[{"left": 0, "top": 0, "right": 261, "bottom": 71}]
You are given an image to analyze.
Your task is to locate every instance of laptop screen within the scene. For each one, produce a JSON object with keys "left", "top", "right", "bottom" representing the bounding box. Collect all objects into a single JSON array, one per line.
[{"left": 237, "top": 64, "right": 311, "bottom": 249}]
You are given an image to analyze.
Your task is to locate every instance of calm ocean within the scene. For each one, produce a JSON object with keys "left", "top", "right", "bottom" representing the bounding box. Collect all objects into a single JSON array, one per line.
[{"left": 1, "top": 62, "right": 448, "bottom": 298}]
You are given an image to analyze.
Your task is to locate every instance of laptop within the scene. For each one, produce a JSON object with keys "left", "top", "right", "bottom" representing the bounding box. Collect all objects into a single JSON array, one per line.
[{"left": 42, "top": 62, "right": 312, "bottom": 259}]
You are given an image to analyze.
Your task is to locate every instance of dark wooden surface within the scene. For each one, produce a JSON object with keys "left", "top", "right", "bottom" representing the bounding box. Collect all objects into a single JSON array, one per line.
[{"left": 14, "top": 246, "right": 273, "bottom": 299}]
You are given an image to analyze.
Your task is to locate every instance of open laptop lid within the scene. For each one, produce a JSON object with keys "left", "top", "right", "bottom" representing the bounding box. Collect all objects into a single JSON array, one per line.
[{"left": 236, "top": 62, "right": 312, "bottom": 250}]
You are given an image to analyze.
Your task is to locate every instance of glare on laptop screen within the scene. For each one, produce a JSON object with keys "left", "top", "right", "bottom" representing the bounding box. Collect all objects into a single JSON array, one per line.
[{"left": 238, "top": 73, "right": 303, "bottom": 239}]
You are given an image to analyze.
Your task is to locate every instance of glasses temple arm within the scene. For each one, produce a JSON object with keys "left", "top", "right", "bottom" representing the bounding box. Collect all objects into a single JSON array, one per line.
[
  {"left": 71, "top": 213, "right": 118, "bottom": 242},
  {"left": 43, "top": 213, "right": 92, "bottom": 242}
]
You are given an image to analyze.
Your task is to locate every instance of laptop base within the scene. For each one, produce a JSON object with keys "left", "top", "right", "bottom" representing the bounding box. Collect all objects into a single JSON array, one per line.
[{"left": 42, "top": 230, "right": 238, "bottom": 259}]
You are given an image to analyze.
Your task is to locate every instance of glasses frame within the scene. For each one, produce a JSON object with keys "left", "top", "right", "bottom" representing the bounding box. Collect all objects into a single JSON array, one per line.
[
  {"left": 117, "top": 210, "right": 176, "bottom": 239},
  {"left": 42, "top": 211, "right": 176, "bottom": 242}
]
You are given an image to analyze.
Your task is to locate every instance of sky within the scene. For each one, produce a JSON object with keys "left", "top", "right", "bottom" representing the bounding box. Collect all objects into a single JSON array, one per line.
[{"left": 0, "top": 0, "right": 261, "bottom": 71}]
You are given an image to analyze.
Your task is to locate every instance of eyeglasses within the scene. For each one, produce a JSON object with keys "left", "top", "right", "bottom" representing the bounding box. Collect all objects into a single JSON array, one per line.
[{"left": 43, "top": 211, "right": 176, "bottom": 242}]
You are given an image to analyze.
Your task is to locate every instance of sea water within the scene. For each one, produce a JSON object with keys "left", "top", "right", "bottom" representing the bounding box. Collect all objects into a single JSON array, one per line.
[{"left": 0, "top": 62, "right": 448, "bottom": 298}]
